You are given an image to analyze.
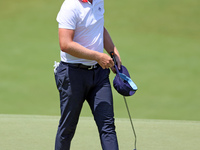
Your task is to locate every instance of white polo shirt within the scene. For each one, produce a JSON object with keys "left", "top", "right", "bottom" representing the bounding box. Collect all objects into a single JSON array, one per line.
[{"left": 56, "top": 0, "right": 105, "bottom": 66}]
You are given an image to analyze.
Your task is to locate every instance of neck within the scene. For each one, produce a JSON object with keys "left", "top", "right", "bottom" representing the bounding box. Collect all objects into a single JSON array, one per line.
[{"left": 88, "top": 0, "right": 93, "bottom": 4}]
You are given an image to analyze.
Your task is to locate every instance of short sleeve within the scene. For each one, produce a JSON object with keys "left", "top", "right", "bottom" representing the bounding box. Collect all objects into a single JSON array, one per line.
[{"left": 56, "top": 1, "right": 78, "bottom": 29}]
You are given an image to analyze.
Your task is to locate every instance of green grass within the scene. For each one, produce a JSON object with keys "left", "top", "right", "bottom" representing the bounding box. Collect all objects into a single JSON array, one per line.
[
  {"left": 0, "top": 0, "right": 200, "bottom": 121},
  {"left": 0, "top": 114, "right": 200, "bottom": 150}
]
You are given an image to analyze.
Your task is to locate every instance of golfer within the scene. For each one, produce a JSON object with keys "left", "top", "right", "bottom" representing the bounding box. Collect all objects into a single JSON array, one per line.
[{"left": 54, "top": 0, "right": 121, "bottom": 149}]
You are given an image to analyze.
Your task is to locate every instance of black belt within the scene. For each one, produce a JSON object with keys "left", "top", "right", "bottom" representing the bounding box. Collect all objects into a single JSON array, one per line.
[{"left": 62, "top": 62, "right": 99, "bottom": 70}]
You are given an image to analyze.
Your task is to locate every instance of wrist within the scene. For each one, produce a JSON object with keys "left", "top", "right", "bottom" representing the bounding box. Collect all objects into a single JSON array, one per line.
[{"left": 93, "top": 51, "right": 102, "bottom": 62}]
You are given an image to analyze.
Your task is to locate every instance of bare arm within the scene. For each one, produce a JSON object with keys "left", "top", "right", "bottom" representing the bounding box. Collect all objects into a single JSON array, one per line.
[
  {"left": 58, "top": 28, "right": 114, "bottom": 69},
  {"left": 104, "top": 27, "right": 121, "bottom": 70}
]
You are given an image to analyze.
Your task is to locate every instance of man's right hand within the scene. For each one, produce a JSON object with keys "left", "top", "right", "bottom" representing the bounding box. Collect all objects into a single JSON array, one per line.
[{"left": 96, "top": 53, "right": 114, "bottom": 69}]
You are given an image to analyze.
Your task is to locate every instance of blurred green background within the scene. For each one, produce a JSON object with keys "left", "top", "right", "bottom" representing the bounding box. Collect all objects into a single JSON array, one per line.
[{"left": 0, "top": 0, "right": 199, "bottom": 121}]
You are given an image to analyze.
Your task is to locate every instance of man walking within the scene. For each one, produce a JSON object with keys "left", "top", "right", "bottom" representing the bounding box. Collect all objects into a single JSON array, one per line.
[{"left": 54, "top": 0, "right": 121, "bottom": 149}]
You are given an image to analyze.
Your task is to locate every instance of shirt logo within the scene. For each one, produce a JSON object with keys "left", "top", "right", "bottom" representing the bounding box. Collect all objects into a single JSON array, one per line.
[{"left": 98, "top": 7, "right": 102, "bottom": 12}]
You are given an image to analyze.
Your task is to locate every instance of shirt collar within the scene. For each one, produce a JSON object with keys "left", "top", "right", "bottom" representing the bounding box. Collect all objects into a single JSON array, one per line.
[
  {"left": 81, "top": 0, "right": 88, "bottom": 2},
  {"left": 80, "top": 0, "right": 94, "bottom": 5}
]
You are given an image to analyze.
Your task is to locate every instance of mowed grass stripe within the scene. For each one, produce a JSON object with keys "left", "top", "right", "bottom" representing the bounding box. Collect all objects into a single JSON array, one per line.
[{"left": 0, "top": 115, "right": 200, "bottom": 150}]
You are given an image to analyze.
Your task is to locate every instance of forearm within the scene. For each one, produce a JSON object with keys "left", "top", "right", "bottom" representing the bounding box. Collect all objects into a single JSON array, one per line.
[
  {"left": 60, "top": 40, "right": 100, "bottom": 62},
  {"left": 104, "top": 27, "right": 114, "bottom": 53},
  {"left": 104, "top": 27, "right": 121, "bottom": 67},
  {"left": 104, "top": 27, "right": 120, "bottom": 56}
]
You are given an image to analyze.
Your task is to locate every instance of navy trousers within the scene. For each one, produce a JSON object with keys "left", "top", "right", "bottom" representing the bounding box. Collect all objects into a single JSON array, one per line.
[{"left": 54, "top": 62, "right": 119, "bottom": 150}]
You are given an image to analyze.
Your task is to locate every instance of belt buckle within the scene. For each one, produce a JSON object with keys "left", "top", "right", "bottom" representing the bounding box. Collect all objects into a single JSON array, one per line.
[{"left": 88, "top": 65, "right": 97, "bottom": 70}]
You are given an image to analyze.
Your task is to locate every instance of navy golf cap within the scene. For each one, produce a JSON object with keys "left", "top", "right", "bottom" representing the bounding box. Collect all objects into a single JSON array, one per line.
[{"left": 113, "top": 65, "right": 138, "bottom": 96}]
